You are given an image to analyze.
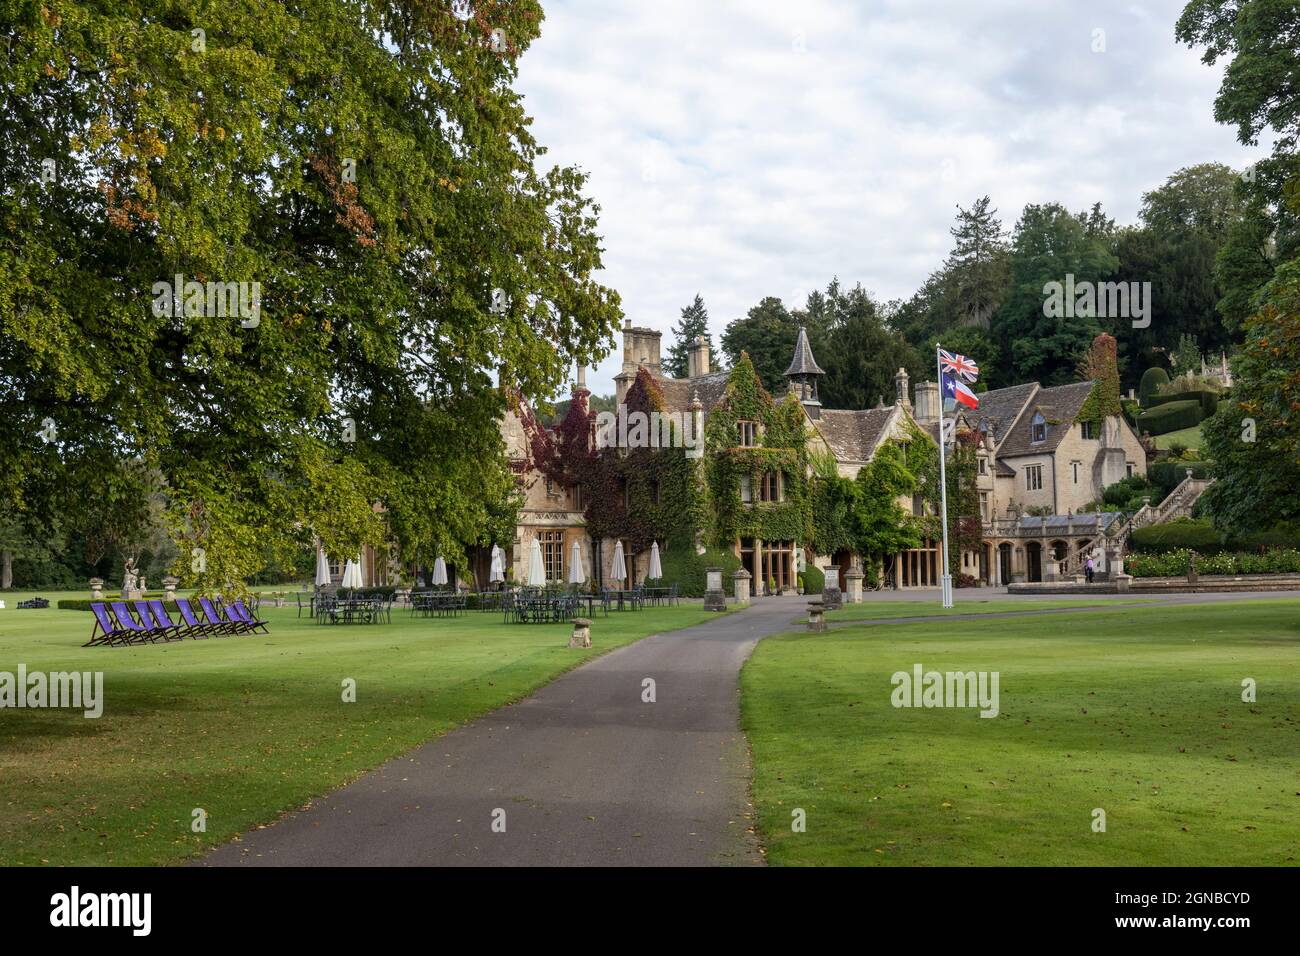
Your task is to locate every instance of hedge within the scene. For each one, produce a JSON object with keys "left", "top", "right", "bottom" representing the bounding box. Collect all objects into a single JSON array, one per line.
[
  {"left": 803, "top": 563, "right": 825, "bottom": 594},
  {"left": 1147, "top": 460, "right": 1213, "bottom": 496},
  {"left": 1136, "top": 399, "right": 1203, "bottom": 436},
  {"left": 1127, "top": 548, "right": 1300, "bottom": 577},
  {"left": 657, "top": 543, "right": 741, "bottom": 598},
  {"left": 1129, "top": 517, "right": 1300, "bottom": 555},
  {"left": 1145, "top": 389, "right": 1218, "bottom": 417}
]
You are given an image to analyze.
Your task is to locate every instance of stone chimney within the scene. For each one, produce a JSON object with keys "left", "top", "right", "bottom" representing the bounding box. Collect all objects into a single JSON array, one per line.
[
  {"left": 575, "top": 364, "right": 587, "bottom": 391},
  {"left": 894, "top": 367, "right": 911, "bottom": 410},
  {"left": 687, "top": 335, "right": 710, "bottom": 378},
  {"left": 914, "top": 380, "right": 940, "bottom": 424},
  {"left": 621, "top": 323, "right": 662, "bottom": 374}
]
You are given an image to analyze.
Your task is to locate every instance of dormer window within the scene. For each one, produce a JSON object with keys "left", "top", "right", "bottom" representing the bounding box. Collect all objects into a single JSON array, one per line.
[
  {"left": 738, "top": 421, "right": 759, "bottom": 447},
  {"left": 1030, "top": 412, "right": 1047, "bottom": 444}
]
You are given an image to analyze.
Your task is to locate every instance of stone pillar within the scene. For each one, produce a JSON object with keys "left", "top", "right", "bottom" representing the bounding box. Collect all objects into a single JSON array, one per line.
[
  {"left": 733, "top": 568, "right": 751, "bottom": 605},
  {"left": 1187, "top": 550, "right": 1198, "bottom": 585},
  {"left": 844, "top": 567, "right": 864, "bottom": 604},
  {"left": 89, "top": 577, "right": 104, "bottom": 600},
  {"left": 162, "top": 576, "right": 179, "bottom": 602},
  {"left": 806, "top": 602, "right": 826, "bottom": 632},
  {"left": 1011, "top": 547, "right": 1026, "bottom": 584},
  {"left": 703, "top": 567, "right": 726, "bottom": 611},
  {"left": 821, "top": 567, "right": 842, "bottom": 610},
  {"left": 569, "top": 617, "right": 592, "bottom": 648}
]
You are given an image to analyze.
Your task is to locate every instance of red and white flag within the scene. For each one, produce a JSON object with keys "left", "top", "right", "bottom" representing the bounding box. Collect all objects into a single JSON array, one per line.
[{"left": 942, "top": 373, "right": 979, "bottom": 409}]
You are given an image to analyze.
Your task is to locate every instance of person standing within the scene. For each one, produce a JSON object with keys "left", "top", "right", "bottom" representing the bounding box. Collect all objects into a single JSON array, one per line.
[{"left": 1085, "top": 556, "right": 1095, "bottom": 584}]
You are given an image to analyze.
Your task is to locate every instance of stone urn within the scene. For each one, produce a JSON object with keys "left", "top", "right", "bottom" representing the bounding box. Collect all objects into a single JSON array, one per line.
[
  {"left": 162, "top": 576, "right": 179, "bottom": 602},
  {"left": 89, "top": 577, "right": 104, "bottom": 600}
]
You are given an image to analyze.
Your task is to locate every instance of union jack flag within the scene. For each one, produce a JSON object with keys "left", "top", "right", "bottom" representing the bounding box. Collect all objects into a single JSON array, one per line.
[{"left": 939, "top": 348, "right": 979, "bottom": 383}]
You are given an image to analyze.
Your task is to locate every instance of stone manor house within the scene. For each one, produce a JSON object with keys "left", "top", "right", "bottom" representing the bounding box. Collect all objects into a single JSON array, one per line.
[{"left": 499, "top": 323, "right": 1148, "bottom": 592}]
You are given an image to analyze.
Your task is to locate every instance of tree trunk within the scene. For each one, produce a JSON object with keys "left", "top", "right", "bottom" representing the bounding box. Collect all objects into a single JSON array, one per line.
[{"left": 1, "top": 549, "right": 12, "bottom": 590}]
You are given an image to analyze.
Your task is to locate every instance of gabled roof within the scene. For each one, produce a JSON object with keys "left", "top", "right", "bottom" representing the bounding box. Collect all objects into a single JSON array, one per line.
[
  {"left": 972, "top": 382, "right": 1039, "bottom": 449},
  {"left": 996, "top": 381, "right": 1096, "bottom": 458},
  {"left": 814, "top": 407, "right": 897, "bottom": 463},
  {"left": 784, "top": 327, "right": 825, "bottom": 376},
  {"left": 654, "top": 369, "right": 731, "bottom": 416}
]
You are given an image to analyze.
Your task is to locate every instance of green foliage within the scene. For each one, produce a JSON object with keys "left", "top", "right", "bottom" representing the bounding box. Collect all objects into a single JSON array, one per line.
[
  {"left": 802, "top": 563, "right": 825, "bottom": 594},
  {"left": 991, "top": 202, "right": 1118, "bottom": 386},
  {"left": 1137, "top": 399, "right": 1204, "bottom": 436},
  {"left": 0, "top": 3, "right": 615, "bottom": 592},
  {"left": 664, "top": 294, "right": 711, "bottom": 378},
  {"left": 658, "top": 544, "right": 741, "bottom": 598},
  {"left": 1128, "top": 517, "right": 1300, "bottom": 556},
  {"left": 1172, "top": 333, "right": 1202, "bottom": 375},
  {"left": 1126, "top": 548, "right": 1300, "bottom": 577},
  {"left": 810, "top": 474, "right": 860, "bottom": 557},
  {"left": 1075, "top": 333, "right": 1122, "bottom": 424},
  {"left": 704, "top": 355, "right": 812, "bottom": 549},
  {"left": 1139, "top": 367, "right": 1170, "bottom": 405},
  {"left": 1148, "top": 460, "right": 1215, "bottom": 498},
  {"left": 1200, "top": 258, "right": 1300, "bottom": 532},
  {"left": 1120, "top": 398, "right": 1142, "bottom": 426}
]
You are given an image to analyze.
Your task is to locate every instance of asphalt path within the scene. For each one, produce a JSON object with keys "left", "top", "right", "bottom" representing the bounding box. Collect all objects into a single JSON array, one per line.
[{"left": 201, "top": 589, "right": 1296, "bottom": 867}]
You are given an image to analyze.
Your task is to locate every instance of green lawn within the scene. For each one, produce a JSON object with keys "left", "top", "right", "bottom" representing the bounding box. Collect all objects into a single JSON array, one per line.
[
  {"left": 741, "top": 598, "right": 1300, "bottom": 866},
  {"left": 1152, "top": 424, "right": 1204, "bottom": 449},
  {"left": 826, "top": 597, "right": 1156, "bottom": 622},
  {"left": 0, "top": 594, "right": 723, "bottom": 865}
]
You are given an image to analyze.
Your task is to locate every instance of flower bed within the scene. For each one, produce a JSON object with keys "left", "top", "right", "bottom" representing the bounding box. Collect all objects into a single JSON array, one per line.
[{"left": 1126, "top": 548, "right": 1300, "bottom": 577}]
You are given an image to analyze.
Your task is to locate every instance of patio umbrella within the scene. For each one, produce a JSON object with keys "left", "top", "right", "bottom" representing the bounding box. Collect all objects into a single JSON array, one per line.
[
  {"left": 432, "top": 556, "right": 448, "bottom": 587},
  {"left": 489, "top": 544, "right": 505, "bottom": 584},
  {"left": 609, "top": 540, "right": 626, "bottom": 587},
  {"left": 342, "top": 556, "right": 364, "bottom": 591},
  {"left": 314, "top": 546, "right": 331, "bottom": 588},
  {"left": 527, "top": 538, "right": 546, "bottom": 587},
  {"left": 648, "top": 540, "right": 663, "bottom": 580},
  {"left": 568, "top": 540, "right": 586, "bottom": 586}
]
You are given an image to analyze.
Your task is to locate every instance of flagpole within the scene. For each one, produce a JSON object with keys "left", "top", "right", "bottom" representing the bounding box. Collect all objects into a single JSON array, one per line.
[{"left": 936, "top": 344, "right": 953, "bottom": 609}]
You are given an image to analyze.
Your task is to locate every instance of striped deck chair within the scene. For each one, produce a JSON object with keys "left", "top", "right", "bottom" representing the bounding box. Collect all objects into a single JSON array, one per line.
[
  {"left": 109, "top": 601, "right": 154, "bottom": 645},
  {"left": 198, "top": 596, "right": 246, "bottom": 635},
  {"left": 228, "top": 599, "right": 269, "bottom": 634},
  {"left": 174, "top": 598, "right": 221, "bottom": 638},
  {"left": 85, "top": 602, "right": 130, "bottom": 647}
]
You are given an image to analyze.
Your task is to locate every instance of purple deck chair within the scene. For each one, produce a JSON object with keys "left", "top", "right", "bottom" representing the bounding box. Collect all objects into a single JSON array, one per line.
[
  {"left": 85, "top": 602, "right": 131, "bottom": 647},
  {"left": 198, "top": 596, "right": 246, "bottom": 635},
  {"left": 109, "top": 601, "right": 154, "bottom": 645},
  {"left": 141, "top": 600, "right": 187, "bottom": 642},
  {"left": 174, "top": 598, "right": 220, "bottom": 638},
  {"left": 228, "top": 599, "right": 269, "bottom": 634}
]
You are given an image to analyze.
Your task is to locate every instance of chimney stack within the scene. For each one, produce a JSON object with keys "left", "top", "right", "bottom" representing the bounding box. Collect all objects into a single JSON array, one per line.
[
  {"left": 894, "top": 368, "right": 911, "bottom": 410},
  {"left": 914, "top": 380, "right": 940, "bottom": 423},
  {"left": 687, "top": 335, "right": 710, "bottom": 378}
]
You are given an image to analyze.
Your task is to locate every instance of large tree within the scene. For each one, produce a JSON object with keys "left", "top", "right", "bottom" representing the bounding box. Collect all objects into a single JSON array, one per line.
[
  {"left": 664, "top": 294, "right": 711, "bottom": 378},
  {"left": 720, "top": 296, "right": 800, "bottom": 394},
  {"left": 0, "top": 2, "right": 622, "bottom": 589},
  {"left": 990, "top": 202, "right": 1119, "bottom": 386}
]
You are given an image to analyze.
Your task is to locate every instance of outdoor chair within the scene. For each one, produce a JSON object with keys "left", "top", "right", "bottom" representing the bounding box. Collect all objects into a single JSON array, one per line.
[
  {"left": 85, "top": 602, "right": 132, "bottom": 647},
  {"left": 109, "top": 601, "right": 155, "bottom": 645},
  {"left": 295, "top": 592, "right": 312, "bottom": 619},
  {"left": 198, "top": 596, "right": 246, "bottom": 635},
  {"left": 229, "top": 599, "right": 270, "bottom": 634},
  {"left": 174, "top": 598, "right": 221, "bottom": 638},
  {"left": 147, "top": 600, "right": 192, "bottom": 641},
  {"left": 136, "top": 600, "right": 185, "bottom": 642}
]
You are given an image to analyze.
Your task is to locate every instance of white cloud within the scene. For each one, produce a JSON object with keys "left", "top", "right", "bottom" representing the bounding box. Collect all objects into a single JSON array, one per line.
[{"left": 516, "top": 0, "right": 1260, "bottom": 396}]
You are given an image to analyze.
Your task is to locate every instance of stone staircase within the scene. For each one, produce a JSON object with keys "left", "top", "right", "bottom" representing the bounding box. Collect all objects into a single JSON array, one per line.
[{"left": 1056, "top": 471, "right": 1214, "bottom": 579}]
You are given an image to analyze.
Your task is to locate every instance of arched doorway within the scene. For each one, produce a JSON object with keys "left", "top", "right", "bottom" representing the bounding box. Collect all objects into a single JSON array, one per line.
[{"left": 1026, "top": 542, "right": 1043, "bottom": 583}]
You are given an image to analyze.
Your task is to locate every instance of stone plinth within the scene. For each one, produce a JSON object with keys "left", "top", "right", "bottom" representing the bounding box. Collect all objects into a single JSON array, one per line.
[
  {"left": 821, "top": 568, "right": 842, "bottom": 610},
  {"left": 807, "top": 602, "right": 826, "bottom": 632},
  {"left": 844, "top": 567, "right": 864, "bottom": 604},
  {"left": 89, "top": 578, "right": 104, "bottom": 600},
  {"left": 569, "top": 617, "right": 592, "bottom": 648},
  {"left": 732, "top": 568, "right": 751, "bottom": 605},
  {"left": 162, "top": 576, "right": 179, "bottom": 602}
]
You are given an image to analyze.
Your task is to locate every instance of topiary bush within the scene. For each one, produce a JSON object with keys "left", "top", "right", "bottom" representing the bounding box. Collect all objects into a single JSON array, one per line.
[
  {"left": 1138, "top": 367, "right": 1169, "bottom": 406},
  {"left": 803, "top": 563, "right": 825, "bottom": 594},
  {"left": 1136, "top": 399, "right": 1203, "bottom": 436}
]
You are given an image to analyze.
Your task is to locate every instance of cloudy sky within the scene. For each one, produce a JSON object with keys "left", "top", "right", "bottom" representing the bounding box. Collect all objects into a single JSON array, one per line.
[{"left": 515, "top": 0, "right": 1259, "bottom": 397}]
